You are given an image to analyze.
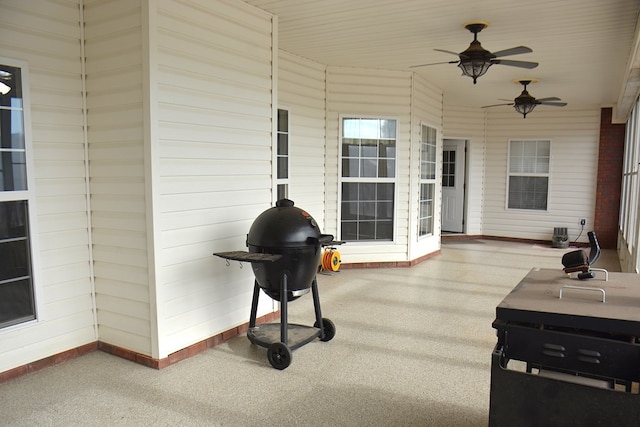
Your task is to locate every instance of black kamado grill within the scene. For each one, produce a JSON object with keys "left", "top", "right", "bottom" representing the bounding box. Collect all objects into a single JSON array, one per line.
[{"left": 213, "top": 199, "right": 337, "bottom": 369}]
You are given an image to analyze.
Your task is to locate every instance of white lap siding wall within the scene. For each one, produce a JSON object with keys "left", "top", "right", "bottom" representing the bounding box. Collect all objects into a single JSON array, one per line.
[
  {"left": 0, "top": 0, "right": 96, "bottom": 373},
  {"left": 443, "top": 105, "right": 486, "bottom": 236},
  {"left": 152, "top": 0, "right": 275, "bottom": 358},
  {"left": 483, "top": 107, "right": 600, "bottom": 243},
  {"left": 278, "top": 51, "right": 327, "bottom": 226},
  {"left": 84, "top": 0, "right": 152, "bottom": 357}
]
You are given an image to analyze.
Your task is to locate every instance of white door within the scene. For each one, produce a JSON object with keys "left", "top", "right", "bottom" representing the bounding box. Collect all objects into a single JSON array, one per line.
[{"left": 441, "top": 139, "right": 466, "bottom": 232}]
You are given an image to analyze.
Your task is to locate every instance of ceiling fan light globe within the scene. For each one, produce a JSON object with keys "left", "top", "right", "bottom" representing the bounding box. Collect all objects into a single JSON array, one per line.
[
  {"left": 514, "top": 102, "right": 536, "bottom": 118},
  {"left": 458, "top": 60, "right": 491, "bottom": 84}
]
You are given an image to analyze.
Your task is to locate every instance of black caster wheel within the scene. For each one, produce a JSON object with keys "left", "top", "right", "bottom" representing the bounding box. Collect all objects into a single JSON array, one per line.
[
  {"left": 267, "top": 342, "right": 292, "bottom": 370},
  {"left": 314, "top": 317, "right": 336, "bottom": 342}
]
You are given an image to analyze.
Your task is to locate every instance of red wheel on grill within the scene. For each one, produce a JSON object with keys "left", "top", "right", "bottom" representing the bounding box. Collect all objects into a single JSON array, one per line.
[
  {"left": 267, "top": 342, "right": 292, "bottom": 370},
  {"left": 314, "top": 317, "right": 336, "bottom": 342}
]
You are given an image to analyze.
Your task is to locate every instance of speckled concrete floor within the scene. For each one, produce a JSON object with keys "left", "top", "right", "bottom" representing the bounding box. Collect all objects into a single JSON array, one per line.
[{"left": 0, "top": 239, "right": 622, "bottom": 426}]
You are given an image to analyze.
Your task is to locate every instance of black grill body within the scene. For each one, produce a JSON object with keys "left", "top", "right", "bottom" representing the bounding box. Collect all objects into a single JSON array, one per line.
[{"left": 213, "top": 199, "right": 336, "bottom": 369}]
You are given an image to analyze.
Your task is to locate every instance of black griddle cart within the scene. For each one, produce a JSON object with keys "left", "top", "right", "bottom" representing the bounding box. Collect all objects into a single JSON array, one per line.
[{"left": 490, "top": 268, "right": 640, "bottom": 426}]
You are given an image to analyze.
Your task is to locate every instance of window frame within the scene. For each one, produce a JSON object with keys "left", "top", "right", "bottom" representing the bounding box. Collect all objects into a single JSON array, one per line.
[
  {"left": 0, "top": 57, "right": 40, "bottom": 331},
  {"left": 418, "top": 122, "right": 437, "bottom": 239},
  {"left": 506, "top": 139, "right": 552, "bottom": 212},
  {"left": 338, "top": 115, "right": 398, "bottom": 243},
  {"left": 275, "top": 107, "right": 290, "bottom": 201}
]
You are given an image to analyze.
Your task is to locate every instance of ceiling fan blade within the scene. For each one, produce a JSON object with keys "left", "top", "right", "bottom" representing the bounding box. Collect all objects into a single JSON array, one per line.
[
  {"left": 434, "top": 48, "right": 461, "bottom": 56},
  {"left": 538, "top": 101, "right": 567, "bottom": 106},
  {"left": 481, "top": 103, "right": 514, "bottom": 108},
  {"left": 536, "top": 97, "right": 561, "bottom": 102},
  {"left": 491, "top": 46, "right": 533, "bottom": 58},
  {"left": 492, "top": 59, "right": 539, "bottom": 69},
  {"left": 410, "top": 60, "right": 458, "bottom": 68}
]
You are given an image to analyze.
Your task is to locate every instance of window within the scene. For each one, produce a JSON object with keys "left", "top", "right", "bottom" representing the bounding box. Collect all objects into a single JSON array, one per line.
[
  {"left": 276, "top": 108, "right": 289, "bottom": 200},
  {"left": 340, "top": 118, "right": 396, "bottom": 241},
  {"left": 418, "top": 124, "right": 437, "bottom": 237},
  {"left": 507, "top": 139, "right": 550, "bottom": 210},
  {"left": 0, "top": 61, "right": 36, "bottom": 329},
  {"left": 442, "top": 149, "right": 455, "bottom": 187}
]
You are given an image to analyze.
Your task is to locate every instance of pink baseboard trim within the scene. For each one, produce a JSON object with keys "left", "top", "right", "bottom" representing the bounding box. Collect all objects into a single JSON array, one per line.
[{"left": 0, "top": 311, "right": 279, "bottom": 383}]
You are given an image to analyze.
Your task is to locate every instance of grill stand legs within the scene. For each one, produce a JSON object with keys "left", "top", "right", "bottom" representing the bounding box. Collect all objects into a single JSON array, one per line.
[{"left": 247, "top": 273, "right": 335, "bottom": 369}]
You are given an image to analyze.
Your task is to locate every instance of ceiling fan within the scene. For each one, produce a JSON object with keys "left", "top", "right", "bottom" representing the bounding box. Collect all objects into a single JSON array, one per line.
[
  {"left": 482, "top": 79, "right": 568, "bottom": 118},
  {"left": 411, "top": 22, "right": 539, "bottom": 84}
]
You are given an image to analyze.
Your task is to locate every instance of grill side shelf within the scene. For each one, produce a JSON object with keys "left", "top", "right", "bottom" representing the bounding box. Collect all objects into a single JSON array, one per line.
[{"left": 213, "top": 251, "right": 282, "bottom": 263}]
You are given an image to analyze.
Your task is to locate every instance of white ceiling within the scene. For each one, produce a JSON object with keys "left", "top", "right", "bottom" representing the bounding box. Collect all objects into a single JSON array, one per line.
[{"left": 244, "top": 0, "right": 640, "bottom": 119}]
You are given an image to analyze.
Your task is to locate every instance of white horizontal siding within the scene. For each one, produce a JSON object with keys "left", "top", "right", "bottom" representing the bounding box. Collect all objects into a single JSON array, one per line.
[
  {"left": 84, "top": 0, "right": 152, "bottom": 355},
  {"left": 0, "top": 0, "right": 96, "bottom": 374},
  {"left": 153, "top": 0, "right": 275, "bottom": 357},
  {"left": 278, "top": 51, "right": 327, "bottom": 227},
  {"left": 483, "top": 107, "right": 601, "bottom": 243},
  {"left": 326, "top": 67, "right": 413, "bottom": 263},
  {"left": 443, "top": 105, "right": 486, "bottom": 235}
]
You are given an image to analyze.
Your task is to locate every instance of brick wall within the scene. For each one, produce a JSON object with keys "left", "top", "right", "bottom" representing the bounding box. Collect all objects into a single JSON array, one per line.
[{"left": 594, "top": 107, "right": 625, "bottom": 248}]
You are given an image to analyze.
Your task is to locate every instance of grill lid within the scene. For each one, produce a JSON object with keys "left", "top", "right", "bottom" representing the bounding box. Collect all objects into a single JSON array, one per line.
[{"left": 247, "top": 199, "right": 331, "bottom": 248}]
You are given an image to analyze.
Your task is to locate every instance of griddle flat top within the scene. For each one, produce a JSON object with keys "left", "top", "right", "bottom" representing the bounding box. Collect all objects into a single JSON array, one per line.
[{"left": 495, "top": 268, "right": 640, "bottom": 335}]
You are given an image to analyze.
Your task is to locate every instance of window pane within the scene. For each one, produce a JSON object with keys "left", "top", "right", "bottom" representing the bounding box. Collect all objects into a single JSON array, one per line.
[
  {"left": 359, "top": 221, "right": 375, "bottom": 240},
  {"left": 0, "top": 201, "right": 31, "bottom": 283},
  {"left": 360, "top": 158, "right": 377, "bottom": 177},
  {"left": 342, "top": 159, "right": 359, "bottom": 177},
  {"left": 277, "top": 184, "right": 288, "bottom": 200},
  {"left": 376, "top": 201, "right": 393, "bottom": 220},
  {"left": 508, "top": 176, "right": 548, "bottom": 210},
  {"left": 0, "top": 279, "right": 35, "bottom": 328},
  {"left": 0, "top": 239, "right": 29, "bottom": 281},
  {"left": 378, "top": 183, "right": 394, "bottom": 200},
  {"left": 341, "top": 222, "right": 358, "bottom": 240},
  {"left": 380, "top": 119, "right": 396, "bottom": 139},
  {"left": 361, "top": 139, "right": 377, "bottom": 157},
  {"left": 342, "top": 119, "right": 360, "bottom": 138},
  {"left": 342, "top": 138, "right": 359, "bottom": 157},
  {"left": 341, "top": 201, "right": 358, "bottom": 220},
  {"left": 342, "top": 182, "right": 359, "bottom": 200},
  {"left": 277, "top": 109, "right": 288, "bottom": 132},
  {"left": 277, "top": 157, "right": 288, "bottom": 179},
  {"left": 378, "top": 140, "right": 395, "bottom": 158},
  {"left": 0, "top": 66, "right": 23, "bottom": 108},
  {"left": 378, "top": 159, "right": 395, "bottom": 178},
  {"left": 0, "top": 108, "right": 25, "bottom": 150},
  {"left": 277, "top": 134, "right": 288, "bottom": 155},
  {"left": 376, "top": 221, "right": 393, "bottom": 240},
  {"left": 0, "top": 199, "right": 27, "bottom": 239}
]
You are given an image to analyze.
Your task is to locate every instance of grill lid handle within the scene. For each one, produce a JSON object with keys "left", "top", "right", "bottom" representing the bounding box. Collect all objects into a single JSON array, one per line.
[{"left": 276, "top": 198, "right": 294, "bottom": 207}]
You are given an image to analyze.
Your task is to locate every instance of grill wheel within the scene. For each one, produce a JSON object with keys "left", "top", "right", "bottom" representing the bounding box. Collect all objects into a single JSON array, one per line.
[{"left": 267, "top": 342, "right": 292, "bottom": 370}]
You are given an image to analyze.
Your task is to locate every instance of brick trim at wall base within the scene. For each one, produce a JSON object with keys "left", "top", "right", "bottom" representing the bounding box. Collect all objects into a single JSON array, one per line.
[
  {"left": 0, "top": 311, "right": 279, "bottom": 384},
  {"left": 0, "top": 342, "right": 98, "bottom": 384},
  {"left": 340, "top": 249, "right": 441, "bottom": 269}
]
